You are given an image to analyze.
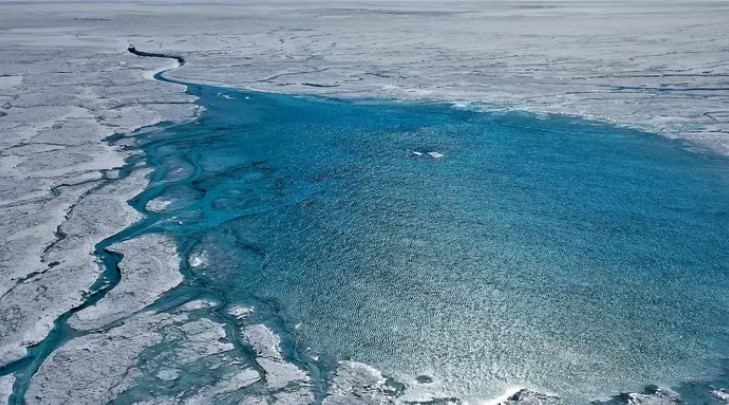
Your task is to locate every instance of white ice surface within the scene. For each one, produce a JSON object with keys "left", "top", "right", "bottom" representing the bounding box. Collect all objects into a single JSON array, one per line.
[
  {"left": 68, "top": 233, "right": 183, "bottom": 331},
  {"left": 0, "top": 375, "right": 14, "bottom": 405},
  {"left": 3, "top": 1, "right": 727, "bottom": 154},
  {"left": 133, "top": 1, "right": 729, "bottom": 155},
  {"left": 1, "top": 1, "right": 728, "bottom": 404}
]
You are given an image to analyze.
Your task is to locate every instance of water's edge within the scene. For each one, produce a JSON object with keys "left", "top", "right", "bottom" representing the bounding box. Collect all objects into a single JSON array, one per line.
[
  {"left": 138, "top": 46, "right": 725, "bottom": 405},
  {"left": 127, "top": 47, "right": 729, "bottom": 405},
  {"left": 1, "top": 46, "right": 727, "bottom": 405}
]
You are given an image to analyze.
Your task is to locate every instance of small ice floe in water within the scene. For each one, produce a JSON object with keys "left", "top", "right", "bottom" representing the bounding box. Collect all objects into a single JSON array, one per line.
[
  {"left": 304, "top": 347, "right": 319, "bottom": 361},
  {"left": 179, "top": 299, "right": 219, "bottom": 312},
  {"left": 713, "top": 389, "right": 729, "bottom": 404},
  {"left": 145, "top": 198, "right": 172, "bottom": 213},
  {"left": 295, "top": 322, "right": 302, "bottom": 330},
  {"left": 188, "top": 252, "right": 207, "bottom": 268},
  {"left": 218, "top": 93, "right": 233, "bottom": 100},
  {"left": 228, "top": 305, "right": 253, "bottom": 320},
  {"left": 156, "top": 369, "right": 179, "bottom": 382},
  {"left": 410, "top": 150, "right": 444, "bottom": 159},
  {"left": 308, "top": 354, "right": 319, "bottom": 361}
]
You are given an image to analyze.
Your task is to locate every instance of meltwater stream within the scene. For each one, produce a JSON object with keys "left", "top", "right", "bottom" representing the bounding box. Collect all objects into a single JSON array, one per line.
[{"left": 130, "top": 74, "right": 729, "bottom": 403}]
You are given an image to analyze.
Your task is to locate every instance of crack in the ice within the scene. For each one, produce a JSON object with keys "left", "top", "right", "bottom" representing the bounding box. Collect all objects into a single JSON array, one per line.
[{"left": 257, "top": 68, "right": 329, "bottom": 83}]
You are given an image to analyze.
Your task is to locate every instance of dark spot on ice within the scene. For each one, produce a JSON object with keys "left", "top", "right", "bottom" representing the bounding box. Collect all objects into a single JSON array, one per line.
[
  {"left": 416, "top": 375, "right": 433, "bottom": 384},
  {"left": 127, "top": 45, "right": 185, "bottom": 66},
  {"left": 385, "top": 377, "right": 405, "bottom": 394},
  {"left": 105, "top": 133, "right": 126, "bottom": 144},
  {"left": 302, "top": 82, "right": 339, "bottom": 88},
  {"left": 73, "top": 17, "right": 110, "bottom": 21}
]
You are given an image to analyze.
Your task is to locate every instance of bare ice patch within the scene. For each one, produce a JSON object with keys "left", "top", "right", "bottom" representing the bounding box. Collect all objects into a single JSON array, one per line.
[
  {"left": 179, "top": 298, "right": 220, "bottom": 312},
  {"left": 0, "top": 75, "right": 22, "bottom": 90},
  {"left": 323, "top": 361, "right": 400, "bottom": 405},
  {"left": 228, "top": 305, "right": 254, "bottom": 320},
  {"left": 145, "top": 198, "right": 172, "bottom": 213},
  {"left": 410, "top": 150, "right": 444, "bottom": 159},
  {"left": 188, "top": 251, "right": 208, "bottom": 268},
  {"left": 0, "top": 375, "right": 15, "bottom": 404},
  {"left": 713, "top": 389, "right": 729, "bottom": 404},
  {"left": 68, "top": 234, "right": 183, "bottom": 331},
  {"left": 242, "top": 324, "right": 311, "bottom": 392}
]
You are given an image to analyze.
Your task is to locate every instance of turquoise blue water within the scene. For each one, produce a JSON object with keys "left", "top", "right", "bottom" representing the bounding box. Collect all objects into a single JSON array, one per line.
[{"left": 131, "top": 79, "right": 729, "bottom": 403}]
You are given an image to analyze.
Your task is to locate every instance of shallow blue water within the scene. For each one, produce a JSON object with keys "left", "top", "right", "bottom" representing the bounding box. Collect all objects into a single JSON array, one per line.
[{"left": 131, "top": 80, "right": 729, "bottom": 403}]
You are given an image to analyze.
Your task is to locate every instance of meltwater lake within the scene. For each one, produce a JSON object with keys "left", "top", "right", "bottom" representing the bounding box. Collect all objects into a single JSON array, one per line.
[{"left": 124, "top": 75, "right": 729, "bottom": 403}]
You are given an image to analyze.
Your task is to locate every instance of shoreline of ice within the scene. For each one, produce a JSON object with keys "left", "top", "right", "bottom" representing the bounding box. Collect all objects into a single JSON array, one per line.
[
  {"left": 136, "top": 57, "right": 706, "bottom": 405},
  {"left": 117, "top": 44, "right": 727, "bottom": 404},
  {"left": 176, "top": 0, "right": 726, "bottom": 157},
  {"left": 1, "top": 1, "right": 728, "bottom": 403},
  {"left": 0, "top": 9, "right": 201, "bottom": 403}
]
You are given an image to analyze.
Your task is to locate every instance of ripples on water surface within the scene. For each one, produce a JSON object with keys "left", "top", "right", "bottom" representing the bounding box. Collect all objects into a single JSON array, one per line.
[{"left": 131, "top": 81, "right": 729, "bottom": 403}]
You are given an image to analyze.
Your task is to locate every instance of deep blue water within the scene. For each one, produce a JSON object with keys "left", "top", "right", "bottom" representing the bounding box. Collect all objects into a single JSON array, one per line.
[{"left": 130, "top": 79, "right": 729, "bottom": 403}]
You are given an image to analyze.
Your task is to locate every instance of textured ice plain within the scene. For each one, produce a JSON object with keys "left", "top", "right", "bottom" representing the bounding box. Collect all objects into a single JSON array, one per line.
[
  {"left": 1, "top": 1, "right": 728, "bottom": 404},
  {"left": 0, "top": 14, "right": 198, "bottom": 371},
  {"left": 66, "top": 233, "right": 184, "bottom": 331},
  {"left": 0, "top": 5, "right": 203, "bottom": 404},
  {"left": 0, "top": 8, "right": 400, "bottom": 404},
  {"left": 3, "top": 2, "right": 728, "bottom": 156},
  {"left": 26, "top": 306, "right": 245, "bottom": 405},
  {"left": 58, "top": 0, "right": 729, "bottom": 155},
  {"left": 0, "top": 376, "right": 13, "bottom": 405},
  {"left": 322, "top": 361, "right": 404, "bottom": 405}
]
